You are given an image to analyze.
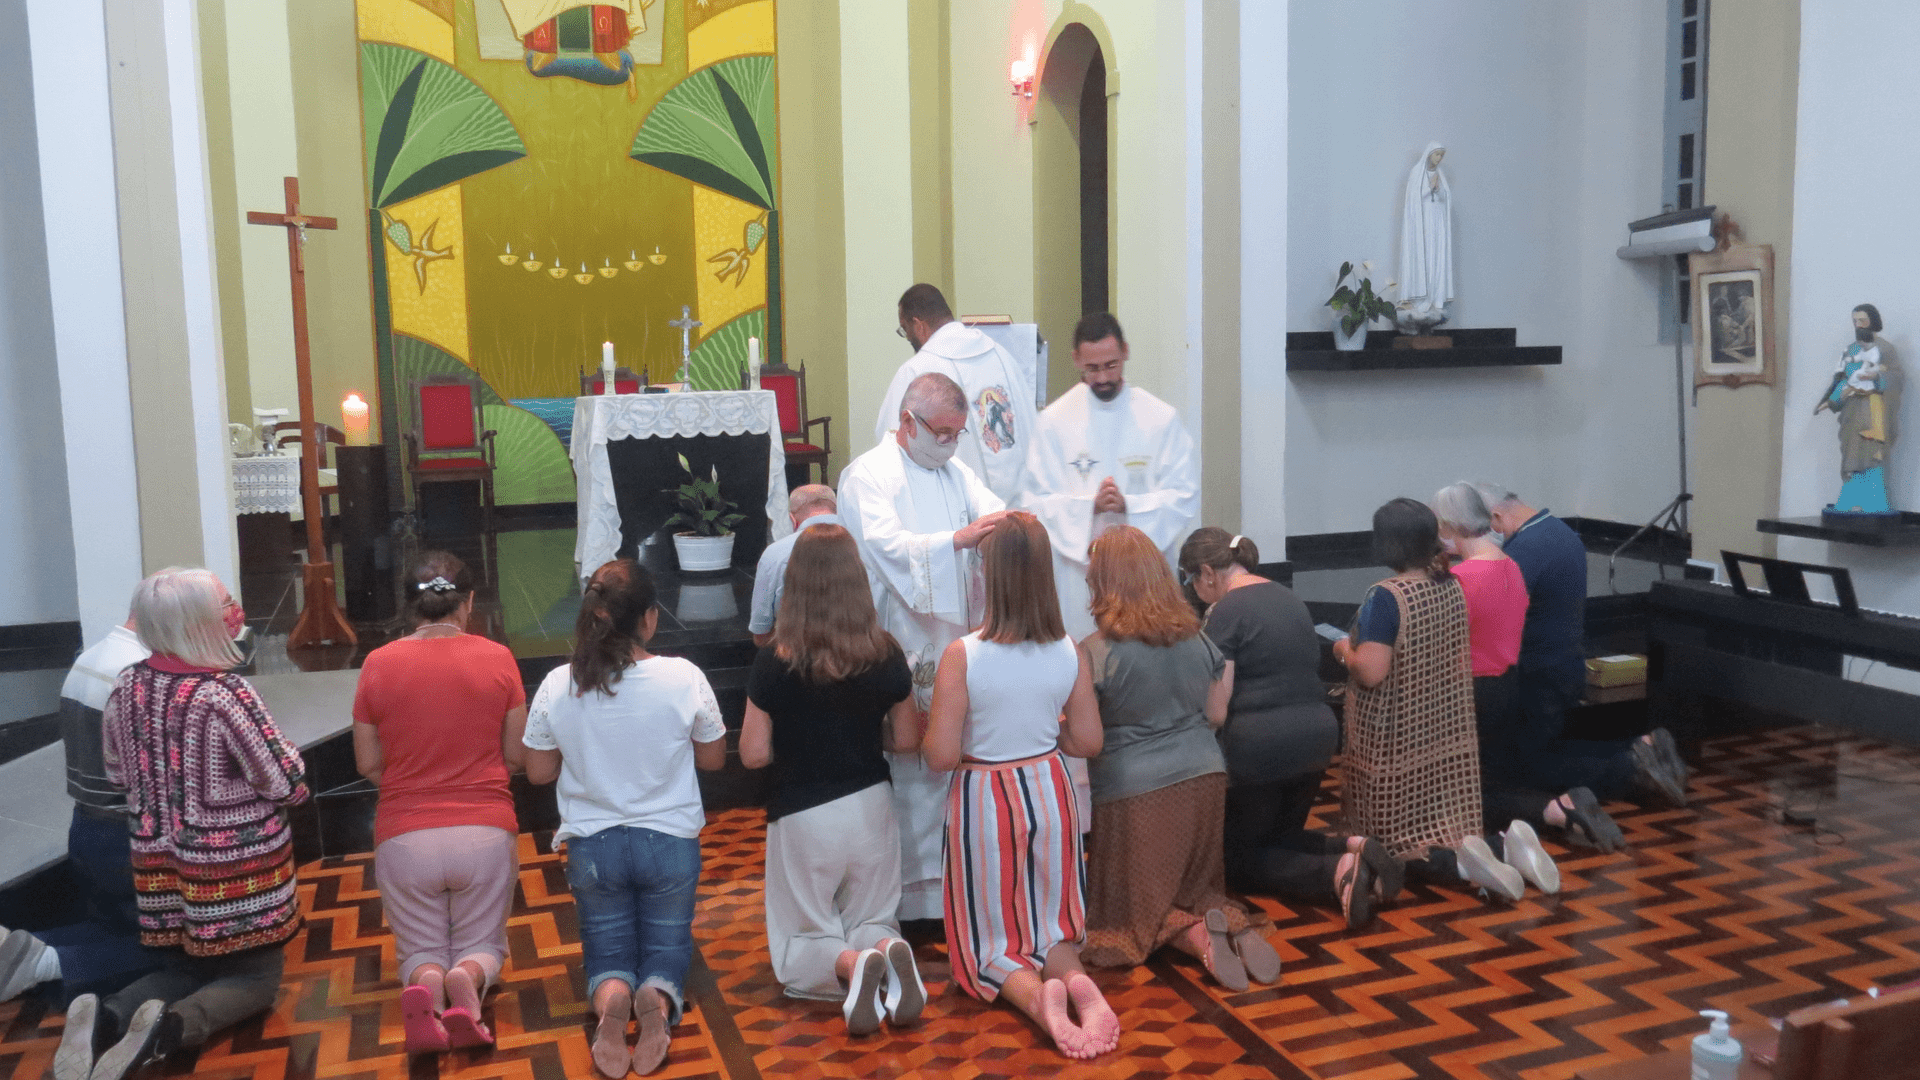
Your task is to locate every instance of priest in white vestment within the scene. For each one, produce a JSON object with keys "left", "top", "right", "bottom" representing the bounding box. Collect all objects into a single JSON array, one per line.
[
  {"left": 873, "top": 283, "right": 1033, "bottom": 503},
  {"left": 1020, "top": 313, "right": 1201, "bottom": 642},
  {"left": 840, "top": 372, "right": 1011, "bottom": 921}
]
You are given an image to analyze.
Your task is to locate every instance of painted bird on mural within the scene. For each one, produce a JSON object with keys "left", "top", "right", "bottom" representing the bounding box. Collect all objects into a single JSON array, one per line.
[
  {"left": 706, "top": 210, "right": 768, "bottom": 287},
  {"left": 380, "top": 211, "right": 453, "bottom": 294}
]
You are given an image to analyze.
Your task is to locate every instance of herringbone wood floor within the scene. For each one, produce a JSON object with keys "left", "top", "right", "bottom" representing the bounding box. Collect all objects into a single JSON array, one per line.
[{"left": 3, "top": 726, "right": 1917, "bottom": 1080}]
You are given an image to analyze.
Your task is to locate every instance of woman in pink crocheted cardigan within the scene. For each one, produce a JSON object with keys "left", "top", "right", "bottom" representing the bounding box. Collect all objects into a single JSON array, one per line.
[{"left": 82, "top": 568, "right": 309, "bottom": 1080}]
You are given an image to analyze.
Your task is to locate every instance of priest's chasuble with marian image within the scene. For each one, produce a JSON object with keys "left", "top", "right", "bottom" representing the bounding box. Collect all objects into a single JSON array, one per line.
[
  {"left": 873, "top": 321, "right": 1034, "bottom": 504},
  {"left": 1019, "top": 382, "right": 1201, "bottom": 641},
  {"left": 837, "top": 441, "right": 1006, "bottom": 920}
]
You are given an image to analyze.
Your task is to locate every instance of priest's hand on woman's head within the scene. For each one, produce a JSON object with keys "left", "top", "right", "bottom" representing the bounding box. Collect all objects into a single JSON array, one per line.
[{"left": 954, "top": 509, "right": 1014, "bottom": 550}]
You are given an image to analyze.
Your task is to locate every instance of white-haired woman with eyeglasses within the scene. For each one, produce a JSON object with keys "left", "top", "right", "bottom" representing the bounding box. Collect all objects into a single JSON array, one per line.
[
  {"left": 90, "top": 568, "right": 308, "bottom": 1080},
  {"left": 352, "top": 552, "right": 528, "bottom": 1054}
]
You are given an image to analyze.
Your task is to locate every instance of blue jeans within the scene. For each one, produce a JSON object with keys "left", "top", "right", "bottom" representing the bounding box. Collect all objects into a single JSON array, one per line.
[
  {"left": 38, "top": 808, "right": 165, "bottom": 1002},
  {"left": 564, "top": 825, "right": 701, "bottom": 1024}
]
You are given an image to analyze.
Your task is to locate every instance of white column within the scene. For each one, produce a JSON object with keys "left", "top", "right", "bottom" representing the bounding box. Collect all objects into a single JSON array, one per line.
[
  {"left": 1239, "top": 0, "right": 1288, "bottom": 547},
  {"left": 1182, "top": 0, "right": 1206, "bottom": 482},
  {"left": 27, "top": 0, "right": 142, "bottom": 644},
  {"left": 840, "top": 0, "right": 916, "bottom": 442},
  {"left": 161, "top": 0, "right": 239, "bottom": 592}
]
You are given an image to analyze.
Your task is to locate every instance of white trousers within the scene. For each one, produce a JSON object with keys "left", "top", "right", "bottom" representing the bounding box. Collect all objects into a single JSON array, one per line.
[{"left": 764, "top": 782, "right": 904, "bottom": 999}]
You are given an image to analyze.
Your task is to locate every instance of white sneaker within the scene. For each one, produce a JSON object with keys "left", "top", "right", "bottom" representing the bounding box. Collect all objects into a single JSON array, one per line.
[
  {"left": 1457, "top": 836, "right": 1525, "bottom": 902},
  {"left": 881, "top": 939, "right": 926, "bottom": 1026},
  {"left": 842, "top": 949, "right": 886, "bottom": 1036},
  {"left": 1500, "top": 820, "right": 1560, "bottom": 895}
]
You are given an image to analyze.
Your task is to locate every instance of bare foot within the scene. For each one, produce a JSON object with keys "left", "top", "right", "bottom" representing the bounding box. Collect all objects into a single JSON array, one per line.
[
  {"left": 631, "top": 986, "right": 671, "bottom": 1075},
  {"left": 1065, "top": 972, "right": 1119, "bottom": 1055},
  {"left": 1039, "top": 978, "right": 1097, "bottom": 1060},
  {"left": 591, "top": 985, "right": 632, "bottom": 1078}
]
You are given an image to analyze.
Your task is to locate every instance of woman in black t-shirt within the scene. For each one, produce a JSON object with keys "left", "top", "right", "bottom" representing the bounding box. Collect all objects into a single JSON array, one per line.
[{"left": 740, "top": 525, "right": 924, "bottom": 1036}]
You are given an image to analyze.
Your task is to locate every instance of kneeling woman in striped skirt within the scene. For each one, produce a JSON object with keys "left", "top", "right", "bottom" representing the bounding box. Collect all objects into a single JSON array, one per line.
[{"left": 923, "top": 512, "right": 1119, "bottom": 1061}]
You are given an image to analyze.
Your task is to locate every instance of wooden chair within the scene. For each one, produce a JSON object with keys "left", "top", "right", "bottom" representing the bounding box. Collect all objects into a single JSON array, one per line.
[
  {"left": 1774, "top": 984, "right": 1920, "bottom": 1080},
  {"left": 402, "top": 373, "right": 497, "bottom": 535},
  {"left": 580, "top": 366, "right": 642, "bottom": 395},
  {"left": 272, "top": 420, "right": 343, "bottom": 520},
  {"left": 746, "top": 361, "right": 831, "bottom": 484}
]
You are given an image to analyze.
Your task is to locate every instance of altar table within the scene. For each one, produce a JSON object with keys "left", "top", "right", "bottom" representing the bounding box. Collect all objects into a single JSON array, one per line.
[{"left": 572, "top": 391, "right": 791, "bottom": 579}]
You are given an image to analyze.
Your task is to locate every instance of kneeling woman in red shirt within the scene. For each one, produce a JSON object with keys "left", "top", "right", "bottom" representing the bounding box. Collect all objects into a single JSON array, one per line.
[{"left": 353, "top": 552, "right": 528, "bottom": 1054}]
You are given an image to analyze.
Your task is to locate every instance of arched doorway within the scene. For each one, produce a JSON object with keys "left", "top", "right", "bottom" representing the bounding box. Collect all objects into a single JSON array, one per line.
[{"left": 1033, "top": 24, "right": 1110, "bottom": 401}]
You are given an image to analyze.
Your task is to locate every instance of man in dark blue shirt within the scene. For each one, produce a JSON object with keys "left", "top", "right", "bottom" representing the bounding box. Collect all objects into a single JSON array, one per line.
[{"left": 1480, "top": 486, "right": 1688, "bottom": 808}]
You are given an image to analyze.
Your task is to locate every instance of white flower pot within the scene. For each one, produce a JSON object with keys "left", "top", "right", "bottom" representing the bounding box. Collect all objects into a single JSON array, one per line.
[
  {"left": 1332, "top": 318, "right": 1369, "bottom": 351},
  {"left": 672, "top": 532, "right": 735, "bottom": 572}
]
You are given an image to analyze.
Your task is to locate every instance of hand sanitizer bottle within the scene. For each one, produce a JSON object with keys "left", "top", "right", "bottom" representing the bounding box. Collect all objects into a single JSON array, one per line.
[{"left": 1691, "top": 1009, "right": 1742, "bottom": 1079}]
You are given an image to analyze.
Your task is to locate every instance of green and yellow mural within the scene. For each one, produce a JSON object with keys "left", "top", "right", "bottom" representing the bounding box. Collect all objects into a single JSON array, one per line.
[{"left": 354, "top": 0, "right": 782, "bottom": 504}]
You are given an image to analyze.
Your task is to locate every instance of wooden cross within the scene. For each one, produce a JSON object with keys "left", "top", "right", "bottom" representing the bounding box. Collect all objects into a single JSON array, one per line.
[{"left": 247, "top": 177, "right": 354, "bottom": 649}]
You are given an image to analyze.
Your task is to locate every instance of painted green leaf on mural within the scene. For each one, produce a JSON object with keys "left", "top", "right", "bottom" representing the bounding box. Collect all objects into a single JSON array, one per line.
[
  {"left": 630, "top": 55, "right": 778, "bottom": 209},
  {"left": 687, "top": 309, "right": 767, "bottom": 392},
  {"left": 360, "top": 43, "right": 526, "bottom": 209},
  {"left": 483, "top": 404, "right": 576, "bottom": 506},
  {"left": 391, "top": 334, "right": 505, "bottom": 410}
]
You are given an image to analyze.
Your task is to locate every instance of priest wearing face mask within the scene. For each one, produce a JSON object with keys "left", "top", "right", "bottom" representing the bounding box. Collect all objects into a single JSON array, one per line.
[
  {"left": 873, "top": 283, "right": 1033, "bottom": 503},
  {"left": 1020, "top": 312, "right": 1200, "bottom": 643},
  {"left": 838, "top": 372, "right": 1013, "bottom": 921}
]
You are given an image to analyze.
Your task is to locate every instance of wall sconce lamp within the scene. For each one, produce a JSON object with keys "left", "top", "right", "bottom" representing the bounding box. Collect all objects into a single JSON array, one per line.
[{"left": 1009, "top": 57, "right": 1035, "bottom": 99}]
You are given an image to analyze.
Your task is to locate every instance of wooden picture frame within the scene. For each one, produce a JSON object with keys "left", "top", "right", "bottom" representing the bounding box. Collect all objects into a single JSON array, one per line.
[{"left": 1689, "top": 243, "right": 1775, "bottom": 388}]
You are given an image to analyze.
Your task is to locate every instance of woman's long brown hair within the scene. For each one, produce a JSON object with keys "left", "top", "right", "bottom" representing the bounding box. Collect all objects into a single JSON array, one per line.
[
  {"left": 773, "top": 525, "right": 898, "bottom": 681},
  {"left": 571, "top": 559, "right": 656, "bottom": 696},
  {"left": 978, "top": 511, "right": 1066, "bottom": 645},
  {"left": 1089, "top": 526, "right": 1201, "bottom": 646}
]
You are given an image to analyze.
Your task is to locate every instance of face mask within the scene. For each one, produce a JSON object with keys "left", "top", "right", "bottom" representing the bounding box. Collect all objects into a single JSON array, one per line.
[
  {"left": 903, "top": 418, "right": 958, "bottom": 469},
  {"left": 1440, "top": 536, "right": 1459, "bottom": 555},
  {"left": 1487, "top": 531, "right": 1506, "bottom": 548}
]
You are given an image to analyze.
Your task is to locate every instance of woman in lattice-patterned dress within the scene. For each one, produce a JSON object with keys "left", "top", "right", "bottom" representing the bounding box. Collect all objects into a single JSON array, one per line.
[{"left": 1331, "top": 499, "right": 1558, "bottom": 903}]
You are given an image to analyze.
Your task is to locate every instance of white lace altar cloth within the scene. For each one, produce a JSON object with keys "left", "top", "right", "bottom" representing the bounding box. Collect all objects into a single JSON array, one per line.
[
  {"left": 571, "top": 391, "right": 791, "bottom": 579},
  {"left": 231, "top": 453, "right": 301, "bottom": 515}
]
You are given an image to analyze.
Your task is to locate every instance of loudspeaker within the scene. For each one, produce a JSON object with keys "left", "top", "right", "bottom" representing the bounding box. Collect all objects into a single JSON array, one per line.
[{"left": 335, "top": 445, "right": 394, "bottom": 621}]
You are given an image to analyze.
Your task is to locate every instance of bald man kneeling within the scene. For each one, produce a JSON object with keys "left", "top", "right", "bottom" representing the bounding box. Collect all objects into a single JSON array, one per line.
[{"left": 749, "top": 484, "right": 842, "bottom": 647}]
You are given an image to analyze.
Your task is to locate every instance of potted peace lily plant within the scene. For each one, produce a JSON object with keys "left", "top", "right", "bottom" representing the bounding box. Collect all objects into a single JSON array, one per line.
[
  {"left": 1325, "top": 260, "right": 1397, "bottom": 350},
  {"left": 665, "top": 453, "right": 746, "bottom": 572}
]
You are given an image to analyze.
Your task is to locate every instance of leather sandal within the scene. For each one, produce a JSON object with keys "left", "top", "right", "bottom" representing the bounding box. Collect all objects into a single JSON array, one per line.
[
  {"left": 1358, "top": 837, "right": 1405, "bottom": 902},
  {"left": 1201, "top": 909, "right": 1248, "bottom": 991},
  {"left": 1336, "top": 856, "right": 1376, "bottom": 930},
  {"left": 1559, "top": 786, "right": 1624, "bottom": 852},
  {"left": 1230, "top": 929, "right": 1282, "bottom": 985}
]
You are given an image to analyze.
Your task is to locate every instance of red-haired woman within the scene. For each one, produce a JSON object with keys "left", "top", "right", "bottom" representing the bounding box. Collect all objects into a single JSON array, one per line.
[
  {"left": 924, "top": 513, "right": 1118, "bottom": 1061},
  {"left": 1077, "top": 527, "right": 1280, "bottom": 991},
  {"left": 739, "top": 525, "right": 926, "bottom": 1035},
  {"left": 521, "top": 561, "right": 727, "bottom": 1077}
]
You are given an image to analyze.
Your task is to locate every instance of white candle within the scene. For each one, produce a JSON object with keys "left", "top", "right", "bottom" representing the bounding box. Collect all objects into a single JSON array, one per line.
[
  {"left": 747, "top": 337, "right": 760, "bottom": 391},
  {"left": 601, "top": 341, "right": 616, "bottom": 394},
  {"left": 603, "top": 341, "right": 615, "bottom": 368},
  {"left": 341, "top": 393, "right": 370, "bottom": 446}
]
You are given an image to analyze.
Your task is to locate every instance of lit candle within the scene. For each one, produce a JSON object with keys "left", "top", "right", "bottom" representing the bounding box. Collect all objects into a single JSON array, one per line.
[
  {"left": 342, "top": 392, "right": 370, "bottom": 446},
  {"left": 601, "top": 341, "right": 616, "bottom": 394}
]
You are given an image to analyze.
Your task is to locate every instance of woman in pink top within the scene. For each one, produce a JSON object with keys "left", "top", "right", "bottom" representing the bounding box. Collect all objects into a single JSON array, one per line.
[{"left": 1434, "top": 484, "right": 1621, "bottom": 857}]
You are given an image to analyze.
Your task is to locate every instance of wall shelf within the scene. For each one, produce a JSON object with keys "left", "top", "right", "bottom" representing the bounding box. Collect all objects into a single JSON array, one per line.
[
  {"left": 1286, "top": 327, "right": 1561, "bottom": 372},
  {"left": 1756, "top": 513, "right": 1920, "bottom": 548}
]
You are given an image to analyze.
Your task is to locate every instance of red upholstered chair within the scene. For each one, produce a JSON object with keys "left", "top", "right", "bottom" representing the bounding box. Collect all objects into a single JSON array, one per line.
[
  {"left": 404, "top": 375, "right": 497, "bottom": 533},
  {"left": 580, "top": 367, "right": 643, "bottom": 395},
  {"left": 750, "top": 361, "right": 830, "bottom": 484}
]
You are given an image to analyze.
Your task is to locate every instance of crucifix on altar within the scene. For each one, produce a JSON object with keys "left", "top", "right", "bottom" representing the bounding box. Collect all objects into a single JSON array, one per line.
[{"left": 247, "top": 176, "right": 356, "bottom": 649}]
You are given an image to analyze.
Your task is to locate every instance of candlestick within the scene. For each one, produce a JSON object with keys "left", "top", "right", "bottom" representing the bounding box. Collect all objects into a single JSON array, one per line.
[{"left": 341, "top": 392, "right": 370, "bottom": 446}]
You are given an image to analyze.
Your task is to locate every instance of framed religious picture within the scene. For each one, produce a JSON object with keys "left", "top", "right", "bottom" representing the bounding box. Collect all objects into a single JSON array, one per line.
[{"left": 1689, "top": 243, "right": 1776, "bottom": 388}]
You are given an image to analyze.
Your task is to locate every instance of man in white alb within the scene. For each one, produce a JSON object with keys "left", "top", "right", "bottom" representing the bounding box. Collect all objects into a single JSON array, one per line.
[
  {"left": 840, "top": 372, "right": 1011, "bottom": 922},
  {"left": 873, "top": 284, "right": 1032, "bottom": 503},
  {"left": 1021, "top": 312, "right": 1201, "bottom": 641}
]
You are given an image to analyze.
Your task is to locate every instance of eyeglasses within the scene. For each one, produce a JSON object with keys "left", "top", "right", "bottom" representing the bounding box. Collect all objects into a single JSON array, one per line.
[
  {"left": 895, "top": 325, "right": 909, "bottom": 339},
  {"left": 910, "top": 411, "right": 966, "bottom": 444}
]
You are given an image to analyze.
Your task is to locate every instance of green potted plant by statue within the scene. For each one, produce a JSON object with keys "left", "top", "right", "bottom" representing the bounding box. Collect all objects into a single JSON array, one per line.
[
  {"left": 665, "top": 453, "right": 746, "bottom": 571},
  {"left": 1326, "top": 260, "right": 1397, "bottom": 350}
]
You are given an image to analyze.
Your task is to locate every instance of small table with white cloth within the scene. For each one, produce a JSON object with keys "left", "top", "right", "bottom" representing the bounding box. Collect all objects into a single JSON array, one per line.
[{"left": 572, "top": 391, "right": 791, "bottom": 580}]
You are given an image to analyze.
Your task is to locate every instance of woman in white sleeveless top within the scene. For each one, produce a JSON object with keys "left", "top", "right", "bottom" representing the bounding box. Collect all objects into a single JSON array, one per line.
[{"left": 924, "top": 513, "right": 1118, "bottom": 1061}]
